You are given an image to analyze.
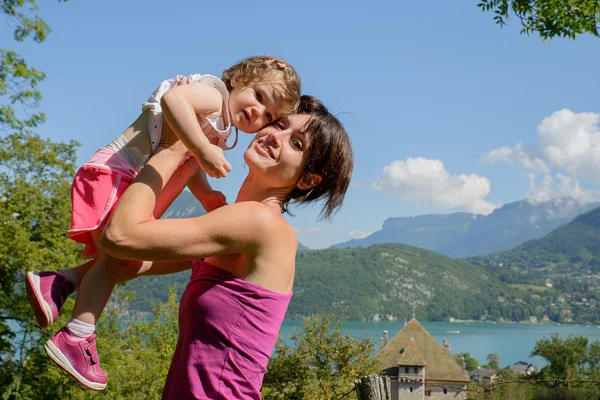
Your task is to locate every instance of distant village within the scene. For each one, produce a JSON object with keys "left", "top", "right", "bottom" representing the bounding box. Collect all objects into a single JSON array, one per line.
[{"left": 377, "top": 318, "right": 538, "bottom": 400}]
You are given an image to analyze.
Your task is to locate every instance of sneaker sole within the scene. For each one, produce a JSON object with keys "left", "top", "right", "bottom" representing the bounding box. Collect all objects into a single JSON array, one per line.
[
  {"left": 25, "top": 272, "right": 53, "bottom": 329},
  {"left": 44, "top": 340, "right": 107, "bottom": 391}
]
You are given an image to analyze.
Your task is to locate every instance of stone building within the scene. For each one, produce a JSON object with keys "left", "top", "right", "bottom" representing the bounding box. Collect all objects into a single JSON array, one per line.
[
  {"left": 378, "top": 318, "right": 470, "bottom": 400},
  {"left": 470, "top": 368, "right": 498, "bottom": 384},
  {"left": 508, "top": 361, "right": 537, "bottom": 375}
]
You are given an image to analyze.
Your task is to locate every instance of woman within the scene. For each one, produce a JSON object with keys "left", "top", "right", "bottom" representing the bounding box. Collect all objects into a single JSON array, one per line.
[{"left": 100, "top": 95, "right": 354, "bottom": 399}]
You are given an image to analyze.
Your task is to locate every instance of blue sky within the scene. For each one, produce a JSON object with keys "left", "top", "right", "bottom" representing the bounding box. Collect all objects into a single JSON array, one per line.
[{"left": 6, "top": 0, "right": 600, "bottom": 249}]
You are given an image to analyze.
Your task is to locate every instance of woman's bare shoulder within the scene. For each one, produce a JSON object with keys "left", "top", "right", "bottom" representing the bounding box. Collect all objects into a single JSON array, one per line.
[{"left": 224, "top": 202, "right": 297, "bottom": 247}]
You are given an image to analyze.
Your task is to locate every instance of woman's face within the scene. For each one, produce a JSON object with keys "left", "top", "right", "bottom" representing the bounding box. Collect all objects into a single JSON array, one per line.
[{"left": 244, "top": 113, "right": 312, "bottom": 188}]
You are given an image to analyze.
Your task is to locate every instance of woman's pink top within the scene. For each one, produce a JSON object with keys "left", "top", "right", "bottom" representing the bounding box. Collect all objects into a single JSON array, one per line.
[{"left": 162, "top": 260, "right": 293, "bottom": 400}]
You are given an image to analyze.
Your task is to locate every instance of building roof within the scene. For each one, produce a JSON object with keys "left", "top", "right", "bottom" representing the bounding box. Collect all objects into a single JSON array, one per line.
[
  {"left": 396, "top": 336, "right": 426, "bottom": 366},
  {"left": 378, "top": 318, "right": 470, "bottom": 383},
  {"left": 470, "top": 368, "right": 497, "bottom": 379},
  {"left": 509, "top": 361, "right": 533, "bottom": 373}
]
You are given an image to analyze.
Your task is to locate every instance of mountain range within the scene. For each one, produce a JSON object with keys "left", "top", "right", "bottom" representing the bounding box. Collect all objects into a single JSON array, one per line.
[{"left": 331, "top": 198, "right": 598, "bottom": 258}]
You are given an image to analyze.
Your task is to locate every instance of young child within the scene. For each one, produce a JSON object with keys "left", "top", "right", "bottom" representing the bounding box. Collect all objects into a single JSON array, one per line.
[{"left": 25, "top": 56, "right": 300, "bottom": 390}]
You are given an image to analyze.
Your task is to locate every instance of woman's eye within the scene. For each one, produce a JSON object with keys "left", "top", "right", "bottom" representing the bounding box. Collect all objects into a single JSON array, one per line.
[
  {"left": 266, "top": 113, "right": 272, "bottom": 122},
  {"left": 276, "top": 122, "right": 285, "bottom": 129},
  {"left": 291, "top": 139, "right": 303, "bottom": 150}
]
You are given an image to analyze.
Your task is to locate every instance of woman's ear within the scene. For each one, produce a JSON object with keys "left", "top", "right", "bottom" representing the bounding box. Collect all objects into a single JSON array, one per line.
[{"left": 297, "top": 173, "right": 322, "bottom": 191}]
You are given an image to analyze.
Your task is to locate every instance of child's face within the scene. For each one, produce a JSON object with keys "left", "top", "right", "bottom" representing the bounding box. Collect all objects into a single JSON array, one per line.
[{"left": 228, "top": 83, "right": 283, "bottom": 133}]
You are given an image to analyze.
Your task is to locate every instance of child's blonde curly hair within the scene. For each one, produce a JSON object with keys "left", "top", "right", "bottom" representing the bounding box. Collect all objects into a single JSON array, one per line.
[{"left": 222, "top": 56, "right": 301, "bottom": 116}]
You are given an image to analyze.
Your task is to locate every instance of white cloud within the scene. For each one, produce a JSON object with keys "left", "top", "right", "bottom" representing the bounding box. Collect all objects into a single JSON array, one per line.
[
  {"left": 483, "top": 109, "right": 600, "bottom": 204},
  {"left": 372, "top": 157, "right": 497, "bottom": 215},
  {"left": 347, "top": 230, "right": 373, "bottom": 239},
  {"left": 527, "top": 173, "right": 598, "bottom": 205},
  {"left": 526, "top": 173, "right": 553, "bottom": 204},
  {"left": 483, "top": 109, "right": 600, "bottom": 176},
  {"left": 294, "top": 226, "right": 323, "bottom": 235},
  {"left": 482, "top": 143, "right": 549, "bottom": 173}
]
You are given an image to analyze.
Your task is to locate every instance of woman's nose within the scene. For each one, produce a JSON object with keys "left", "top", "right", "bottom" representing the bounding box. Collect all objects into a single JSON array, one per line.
[{"left": 267, "top": 132, "right": 281, "bottom": 148}]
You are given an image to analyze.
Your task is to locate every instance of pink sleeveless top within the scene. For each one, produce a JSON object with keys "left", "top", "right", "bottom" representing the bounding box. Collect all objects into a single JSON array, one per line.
[{"left": 162, "top": 260, "right": 293, "bottom": 400}]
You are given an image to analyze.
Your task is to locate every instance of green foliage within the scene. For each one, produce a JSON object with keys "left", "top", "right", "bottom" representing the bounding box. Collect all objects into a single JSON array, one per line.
[
  {"left": 468, "top": 369, "right": 537, "bottom": 400},
  {"left": 124, "top": 271, "right": 190, "bottom": 312},
  {"left": 485, "top": 352, "right": 501, "bottom": 369},
  {"left": 261, "top": 315, "right": 378, "bottom": 400},
  {"left": 453, "top": 352, "right": 480, "bottom": 372},
  {"left": 1, "top": 0, "right": 65, "bottom": 134},
  {"left": 0, "top": 132, "right": 81, "bottom": 398},
  {"left": 531, "top": 334, "right": 600, "bottom": 380},
  {"left": 470, "top": 335, "right": 600, "bottom": 400},
  {"left": 478, "top": 0, "right": 600, "bottom": 39},
  {"left": 2, "top": 290, "right": 180, "bottom": 399}
]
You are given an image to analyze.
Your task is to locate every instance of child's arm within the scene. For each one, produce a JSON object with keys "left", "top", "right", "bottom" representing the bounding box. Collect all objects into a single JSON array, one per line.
[
  {"left": 160, "top": 83, "right": 232, "bottom": 179},
  {"left": 187, "top": 168, "right": 227, "bottom": 213}
]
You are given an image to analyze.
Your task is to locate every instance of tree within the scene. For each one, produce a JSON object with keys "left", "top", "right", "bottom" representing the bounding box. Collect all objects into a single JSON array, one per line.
[
  {"left": 261, "top": 315, "right": 379, "bottom": 400},
  {"left": 0, "top": 3, "right": 76, "bottom": 397},
  {"left": 531, "top": 334, "right": 600, "bottom": 380},
  {"left": 1, "top": 0, "right": 66, "bottom": 135},
  {"left": 452, "top": 352, "right": 479, "bottom": 372},
  {"left": 0, "top": 132, "right": 80, "bottom": 398},
  {"left": 478, "top": 0, "right": 600, "bottom": 40},
  {"left": 485, "top": 352, "right": 501, "bottom": 369}
]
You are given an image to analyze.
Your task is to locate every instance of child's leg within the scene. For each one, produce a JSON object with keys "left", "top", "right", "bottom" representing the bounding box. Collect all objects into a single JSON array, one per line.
[
  {"left": 69, "top": 230, "right": 133, "bottom": 326},
  {"left": 44, "top": 231, "right": 129, "bottom": 390},
  {"left": 26, "top": 258, "right": 96, "bottom": 329},
  {"left": 70, "top": 259, "right": 96, "bottom": 285}
]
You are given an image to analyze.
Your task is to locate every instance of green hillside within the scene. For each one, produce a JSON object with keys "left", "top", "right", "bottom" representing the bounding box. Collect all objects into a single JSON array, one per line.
[
  {"left": 470, "top": 207, "right": 600, "bottom": 274},
  {"left": 289, "top": 243, "right": 503, "bottom": 321},
  {"left": 469, "top": 207, "right": 600, "bottom": 323}
]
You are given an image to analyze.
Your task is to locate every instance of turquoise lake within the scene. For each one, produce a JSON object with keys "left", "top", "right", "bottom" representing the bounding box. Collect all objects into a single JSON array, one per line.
[{"left": 279, "top": 320, "right": 600, "bottom": 368}]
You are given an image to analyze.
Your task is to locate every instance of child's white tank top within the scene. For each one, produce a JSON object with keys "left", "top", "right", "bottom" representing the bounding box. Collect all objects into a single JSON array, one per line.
[{"left": 141, "top": 74, "right": 235, "bottom": 152}]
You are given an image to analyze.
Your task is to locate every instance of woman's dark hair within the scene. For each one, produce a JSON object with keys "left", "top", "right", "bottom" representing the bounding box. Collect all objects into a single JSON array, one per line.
[{"left": 283, "top": 95, "right": 354, "bottom": 220}]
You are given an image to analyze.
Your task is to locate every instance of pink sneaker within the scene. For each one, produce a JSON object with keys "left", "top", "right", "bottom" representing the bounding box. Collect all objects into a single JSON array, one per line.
[
  {"left": 26, "top": 271, "right": 75, "bottom": 328},
  {"left": 44, "top": 328, "right": 108, "bottom": 390}
]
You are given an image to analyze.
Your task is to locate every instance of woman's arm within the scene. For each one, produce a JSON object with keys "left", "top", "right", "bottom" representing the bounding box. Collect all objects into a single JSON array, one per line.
[
  {"left": 153, "top": 156, "right": 200, "bottom": 218},
  {"left": 186, "top": 169, "right": 227, "bottom": 212},
  {"left": 161, "top": 83, "right": 232, "bottom": 178},
  {"left": 100, "top": 145, "right": 283, "bottom": 263}
]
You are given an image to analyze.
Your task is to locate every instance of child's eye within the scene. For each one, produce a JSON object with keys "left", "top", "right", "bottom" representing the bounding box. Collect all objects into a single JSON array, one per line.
[
  {"left": 255, "top": 89, "right": 263, "bottom": 102},
  {"left": 266, "top": 113, "right": 272, "bottom": 122}
]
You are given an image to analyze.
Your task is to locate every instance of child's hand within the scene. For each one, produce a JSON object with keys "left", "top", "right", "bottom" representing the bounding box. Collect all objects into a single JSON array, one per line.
[
  {"left": 197, "top": 145, "right": 232, "bottom": 179},
  {"left": 200, "top": 190, "right": 227, "bottom": 212},
  {"left": 174, "top": 75, "right": 194, "bottom": 86}
]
